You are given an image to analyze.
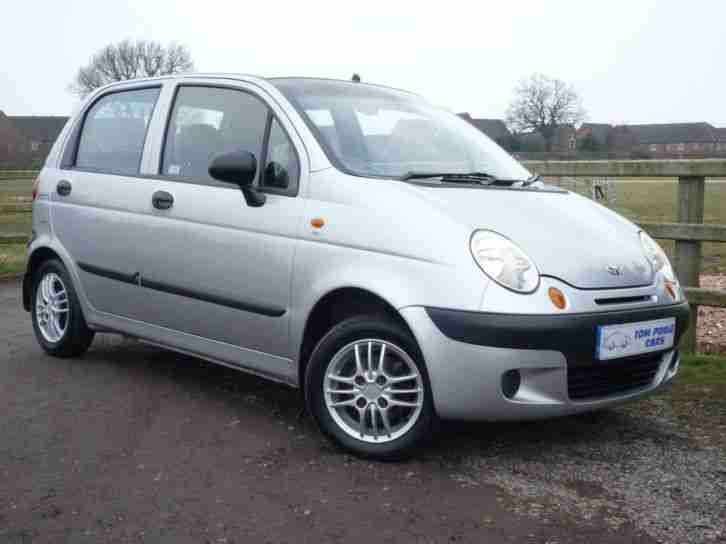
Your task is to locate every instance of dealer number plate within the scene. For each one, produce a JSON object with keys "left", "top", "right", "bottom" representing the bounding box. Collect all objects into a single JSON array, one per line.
[{"left": 596, "top": 318, "right": 676, "bottom": 360}]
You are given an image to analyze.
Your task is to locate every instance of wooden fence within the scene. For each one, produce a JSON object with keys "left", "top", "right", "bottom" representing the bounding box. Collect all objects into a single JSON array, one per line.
[
  {"left": 3, "top": 162, "right": 726, "bottom": 352},
  {"left": 523, "top": 159, "right": 726, "bottom": 352}
]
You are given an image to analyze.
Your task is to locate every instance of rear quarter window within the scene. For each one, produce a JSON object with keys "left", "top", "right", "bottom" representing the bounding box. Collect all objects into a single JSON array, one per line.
[{"left": 75, "top": 87, "right": 160, "bottom": 175}]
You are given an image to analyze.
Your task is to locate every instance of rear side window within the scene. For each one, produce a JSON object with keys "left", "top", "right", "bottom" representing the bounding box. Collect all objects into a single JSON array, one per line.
[
  {"left": 75, "top": 88, "right": 160, "bottom": 175},
  {"left": 162, "top": 87, "right": 268, "bottom": 183}
]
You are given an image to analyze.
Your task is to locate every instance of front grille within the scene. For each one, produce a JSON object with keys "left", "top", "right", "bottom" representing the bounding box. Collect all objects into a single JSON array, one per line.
[
  {"left": 594, "top": 295, "right": 654, "bottom": 306},
  {"left": 567, "top": 353, "right": 664, "bottom": 401}
]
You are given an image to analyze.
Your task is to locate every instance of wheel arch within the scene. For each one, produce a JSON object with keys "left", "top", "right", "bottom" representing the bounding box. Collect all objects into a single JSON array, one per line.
[
  {"left": 23, "top": 246, "right": 64, "bottom": 311},
  {"left": 297, "top": 286, "right": 417, "bottom": 393}
]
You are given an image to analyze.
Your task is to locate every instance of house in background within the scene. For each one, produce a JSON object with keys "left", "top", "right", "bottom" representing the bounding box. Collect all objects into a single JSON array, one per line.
[
  {"left": 0, "top": 111, "right": 28, "bottom": 167},
  {"left": 578, "top": 122, "right": 726, "bottom": 157},
  {"left": 457, "top": 113, "right": 579, "bottom": 154},
  {"left": 457, "top": 113, "right": 512, "bottom": 148},
  {"left": 0, "top": 112, "right": 68, "bottom": 168},
  {"left": 576, "top": 123, "right": 612, "bottom": 151},
  {"left": 8, "top": 115, "right": 69, "bottom": 166},
  {"left": 517, "top": 124, "right": 577, "bottom": 154},
  {"left": 619, "top": 123, "right": 723, "bottom": 156}
]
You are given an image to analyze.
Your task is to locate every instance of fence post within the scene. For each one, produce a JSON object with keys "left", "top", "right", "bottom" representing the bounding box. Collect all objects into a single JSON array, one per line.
[{"left": 674, "top": 176, "right": 705, "bottom": 353}]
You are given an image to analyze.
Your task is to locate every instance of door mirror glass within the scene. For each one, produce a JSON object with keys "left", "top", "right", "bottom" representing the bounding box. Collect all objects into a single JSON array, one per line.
[{"left": 208, "top": 150, "right": 257, "bottom": 187}]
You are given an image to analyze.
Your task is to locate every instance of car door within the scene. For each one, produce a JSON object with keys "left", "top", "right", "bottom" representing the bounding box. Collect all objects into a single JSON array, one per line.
[
  {"left": 133, "top": 82, "right": 306, "bottom": 360},
  {"left": 50, "top": 84, "right": 162, "bottom": 319}
]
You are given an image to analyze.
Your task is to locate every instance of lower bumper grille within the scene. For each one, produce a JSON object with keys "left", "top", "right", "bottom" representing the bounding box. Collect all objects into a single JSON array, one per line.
[{"left": 567, "top": 353, "right": 664, "bottom": 401}]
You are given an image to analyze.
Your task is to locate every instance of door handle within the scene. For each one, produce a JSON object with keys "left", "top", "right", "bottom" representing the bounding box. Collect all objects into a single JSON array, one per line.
[
  {"left": 56, "top": 180, "right": 72, "bottom": 197},
  {"left": 152, "top": 190, "right": 174, "bottom": 210}
]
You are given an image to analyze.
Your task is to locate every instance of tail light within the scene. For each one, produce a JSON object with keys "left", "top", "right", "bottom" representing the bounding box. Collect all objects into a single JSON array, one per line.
[{"left": 31, "top": 177, "right": 40, "bottom": 201}]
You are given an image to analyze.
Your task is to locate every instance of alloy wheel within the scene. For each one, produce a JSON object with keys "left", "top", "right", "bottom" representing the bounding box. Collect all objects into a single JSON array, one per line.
[
  {"left": 35, "top": 272, "right": 69, "bottom": 343},
  {"left": 324, "top": 339, "right": 424, "bottom": 444}
]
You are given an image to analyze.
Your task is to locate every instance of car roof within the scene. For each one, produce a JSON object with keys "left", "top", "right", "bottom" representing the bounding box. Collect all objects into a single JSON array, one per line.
[
  {"left": 267, "top": 77, "right": 419, "bottom": 97},
  {"left": 94, "top": 74, "right": 418, "bottom": 98}
]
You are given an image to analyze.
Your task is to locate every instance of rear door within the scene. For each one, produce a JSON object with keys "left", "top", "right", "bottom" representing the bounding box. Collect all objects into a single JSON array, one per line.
[
  {"left": 131, "top": 82, "right": 306, "bottom": 359},
  {"left": 51, "top": 84, "right": 162, "bottom": 319}
]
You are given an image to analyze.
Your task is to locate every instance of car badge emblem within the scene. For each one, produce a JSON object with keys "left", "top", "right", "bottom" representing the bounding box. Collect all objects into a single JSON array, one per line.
[{"left": 606, "top": 265, "right": 623, "bottom": 276}]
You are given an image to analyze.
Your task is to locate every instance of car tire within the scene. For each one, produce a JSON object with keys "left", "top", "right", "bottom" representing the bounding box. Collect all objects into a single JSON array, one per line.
[
  {"left": 305, "top": 315, "right": 436, "bottom": 461},
  {"left": 31, "top": 258, "right": 94, "bottom": 358}
]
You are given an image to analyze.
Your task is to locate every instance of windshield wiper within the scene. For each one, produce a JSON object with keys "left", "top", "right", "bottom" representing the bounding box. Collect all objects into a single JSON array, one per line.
[
  {"left": 521, "top": 174, "right": 542, "bottom": 187},
  {"left": 399, "top": 170, "right": 543, "bottom": 187},
  {"left": 398, "top": 171, "right": 498, "bottom": 183}
]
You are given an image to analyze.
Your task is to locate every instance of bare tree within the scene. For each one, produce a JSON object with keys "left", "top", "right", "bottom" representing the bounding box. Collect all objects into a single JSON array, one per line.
[
  {"left": 70, "top": 40, "right": 194, "bottom": 95},
  {"left": 506, "top": 74, "right": 586, "bottom": 151}
]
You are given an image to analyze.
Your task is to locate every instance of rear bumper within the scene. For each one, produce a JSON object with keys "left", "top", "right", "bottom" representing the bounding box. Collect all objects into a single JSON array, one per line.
[
  {"left": 22, "top": 270, "right": 32, "bottom": 312},
  {"left": 400, "top": 302, "right": 689, "bottom": 420}
]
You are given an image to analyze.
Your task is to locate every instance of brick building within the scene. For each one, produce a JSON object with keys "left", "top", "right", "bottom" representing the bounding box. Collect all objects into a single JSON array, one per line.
[
  {"left": 0, "top": 112, "right": 68, "bottom": 168},
  {"left": 622, "top": 123, "right": 723, "bottom": 156},
  {"left": 0, "top": 111, "right": 27, "bottom": 167},
  {"left": 457, "top": 113, "right": 512, "bottom": 147},
  {"left": 517, "top": 124, "right": 577, "bottom": 154},
  {"left": 578, "top": 122, "right": 726, "bottom": 157},
  {"left": 577, "top": 123, "right": 612, "bottom": 149}
]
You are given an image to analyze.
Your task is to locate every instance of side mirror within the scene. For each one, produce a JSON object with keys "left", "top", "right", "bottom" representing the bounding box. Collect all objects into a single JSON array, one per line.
[{"left": 208, "top": 150, "right": 266, "bottom": 207}]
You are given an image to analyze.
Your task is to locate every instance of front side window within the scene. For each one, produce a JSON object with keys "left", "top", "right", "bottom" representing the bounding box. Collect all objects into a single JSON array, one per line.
[
  {"left": 261, "top": 118, "right": 298, "bottom": 190},
  {"left": 272, "top": 79, "right": 530, "bottom": 181},
  {"left": 162, "top": 87, "right": 268, "bottom": 183},
  {"left": 76, "top": 88, "right": 160, "bottom": 175}
]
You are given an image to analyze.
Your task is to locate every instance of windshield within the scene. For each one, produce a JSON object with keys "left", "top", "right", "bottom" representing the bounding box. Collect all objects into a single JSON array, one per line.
[{"left": 271, "top": 79, "right": 531, "bottom": 181}]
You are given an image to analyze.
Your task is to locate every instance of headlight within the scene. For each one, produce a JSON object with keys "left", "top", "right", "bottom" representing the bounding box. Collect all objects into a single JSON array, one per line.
[
  {"left": 470, "top": 230, "right": 540, "bottom": 293},
  {"left": 640, "top": 231, "right": 676, "bottom": 281}
]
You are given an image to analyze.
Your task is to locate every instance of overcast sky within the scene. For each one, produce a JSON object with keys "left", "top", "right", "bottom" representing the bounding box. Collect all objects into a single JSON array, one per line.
[{"left": 2, "top": 0, "right": 725, "bottom": 126}]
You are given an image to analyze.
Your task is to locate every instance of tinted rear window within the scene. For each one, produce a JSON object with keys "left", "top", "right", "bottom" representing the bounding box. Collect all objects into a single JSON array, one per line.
[{"left": 75, "top": 87, "right": 160, "bottom": 175}]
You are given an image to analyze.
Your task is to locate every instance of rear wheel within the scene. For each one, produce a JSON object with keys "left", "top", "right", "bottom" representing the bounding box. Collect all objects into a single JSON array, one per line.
[
  {"left": 31, "top": 259, "right": 94, "bottom": 357},
  {"left": 305, "top": 315, "right": 435, "bottom": 460}
]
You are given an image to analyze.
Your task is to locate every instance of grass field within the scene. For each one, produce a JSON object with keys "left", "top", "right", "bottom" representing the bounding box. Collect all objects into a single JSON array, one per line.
[
  {"left": 0, "top": 243, "right": 27, "bottom": 276},
  {"left": 0, "top": 178, "right": 32, "bottom": 275},
  {"left": 611, "top": 180, "right": 726, "bottom": 274},
  {"left": 0, "top": 177, "right": 33, "bottom": 199},
  {"left": 0, "top": 177, "right": 724, "bottom": 275},
  {"left": 656, "top": 353, "right": 726, "bottom": 448}
]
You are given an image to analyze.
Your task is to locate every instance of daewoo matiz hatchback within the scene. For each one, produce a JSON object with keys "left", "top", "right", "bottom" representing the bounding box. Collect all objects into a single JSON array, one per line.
[{"left": 24, "top": 75, "right": 690, "bottom": 459}]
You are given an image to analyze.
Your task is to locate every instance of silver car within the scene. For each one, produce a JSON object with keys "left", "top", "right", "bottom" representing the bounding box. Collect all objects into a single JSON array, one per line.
[{"left": 24, "top": 75, "right": 690, "bottom": 459}]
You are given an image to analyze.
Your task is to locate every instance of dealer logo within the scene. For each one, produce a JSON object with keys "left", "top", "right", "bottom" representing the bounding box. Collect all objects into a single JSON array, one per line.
[
  {"left": 604, "top": 331, "right": 631, "bottom": 352},
  {"left": 606, "top": 265, "right": 623, "bottom": 276}
]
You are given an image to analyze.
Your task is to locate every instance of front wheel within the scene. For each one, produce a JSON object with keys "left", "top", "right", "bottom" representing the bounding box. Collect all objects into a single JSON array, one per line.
[
  {"left": 31, "top": 259, "right": 94, "bottom": 357},
  {"left": 305, "top": 316, "right": 435, "bottom": 460}
]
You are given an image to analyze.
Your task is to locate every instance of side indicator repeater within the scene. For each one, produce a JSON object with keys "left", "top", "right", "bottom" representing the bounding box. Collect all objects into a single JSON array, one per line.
[
  {"left": 311, "top": 218, "right": 325, "bottom": 229},
  {"left": 548, "top": 287, "right": 567, "bottom": 310},
  {"left": 664, "top": 280, "right": 678, "bottom": 301}
]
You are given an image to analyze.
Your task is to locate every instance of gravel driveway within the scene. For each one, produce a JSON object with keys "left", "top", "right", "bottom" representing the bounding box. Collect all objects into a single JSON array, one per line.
[{"left": 1, "top": 279, "right": 724, "bottom": 543}]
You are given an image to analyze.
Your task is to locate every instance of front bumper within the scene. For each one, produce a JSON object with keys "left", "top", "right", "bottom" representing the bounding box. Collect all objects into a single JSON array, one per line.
[{"left": 400, "top": 302, "right": 690, "bottom": 420}]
